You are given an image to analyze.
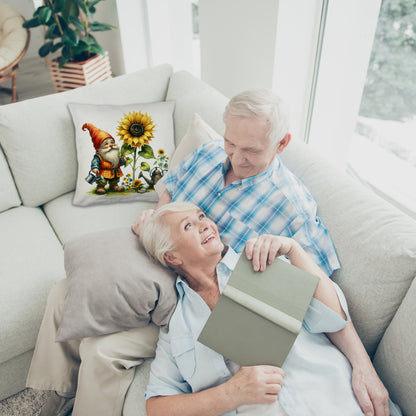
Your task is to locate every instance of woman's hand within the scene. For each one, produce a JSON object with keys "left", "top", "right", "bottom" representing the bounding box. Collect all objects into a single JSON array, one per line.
[
  {"left": 225, "top": 365, "right": 285, "bottom": 407},
  {"left": 131, "top": 209, "right": 155, "bottom": 236},
  {"left": 245, "top": 235, "right": 297, "bottom": 271}
]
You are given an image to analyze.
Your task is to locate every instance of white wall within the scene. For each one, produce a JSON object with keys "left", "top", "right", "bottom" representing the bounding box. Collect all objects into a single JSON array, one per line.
[{"left": 199, "top": 0, "right": 280, "bottom": 98}]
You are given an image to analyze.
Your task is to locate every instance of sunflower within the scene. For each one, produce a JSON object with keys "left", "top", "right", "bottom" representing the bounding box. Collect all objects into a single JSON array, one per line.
[
  {"left": 158, "top": 149, "right": 165, "bottom": 155},
  {"left": 132, "top": 179, "right": 142, "bottom": 188},
  {"left": 117, "top": 111, "right": 156, "bottom": 148}
]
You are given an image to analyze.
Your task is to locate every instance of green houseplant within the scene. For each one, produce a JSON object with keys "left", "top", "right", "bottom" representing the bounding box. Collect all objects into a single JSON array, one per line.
[{"left": 23, "top": 0, "right": 115, "bottom": 68}]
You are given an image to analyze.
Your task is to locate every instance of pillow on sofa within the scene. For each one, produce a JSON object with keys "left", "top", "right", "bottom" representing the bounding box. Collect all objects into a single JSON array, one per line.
[
  {"left": 155, "top": 113, "right": 223, "bottom": 196},
  {"left": 69, "top": 101, "right": 175, "bottom": 207},
  {"left": 56, "top": 227, "right": 178, "bottom": 342}
]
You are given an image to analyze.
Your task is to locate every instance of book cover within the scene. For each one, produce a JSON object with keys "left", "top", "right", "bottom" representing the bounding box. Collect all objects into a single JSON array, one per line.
[{"left": 198, "top": 255, "right": 319, "bottom": 367}]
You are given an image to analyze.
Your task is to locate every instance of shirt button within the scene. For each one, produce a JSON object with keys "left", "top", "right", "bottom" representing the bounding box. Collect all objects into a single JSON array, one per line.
[{"left": 217, "top": 192, "right": 222, "bottom": 197}]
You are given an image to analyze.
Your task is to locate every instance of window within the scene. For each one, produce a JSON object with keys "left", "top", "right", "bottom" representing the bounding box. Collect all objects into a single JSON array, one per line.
[{"left": 347, "top": 0, "right": 416, "bottom": 218}]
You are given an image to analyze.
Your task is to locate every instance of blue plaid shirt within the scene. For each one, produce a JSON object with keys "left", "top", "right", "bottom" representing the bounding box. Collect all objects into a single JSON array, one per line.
[{"left": 163, "top": 140, "right": 340, "bottom": 276}]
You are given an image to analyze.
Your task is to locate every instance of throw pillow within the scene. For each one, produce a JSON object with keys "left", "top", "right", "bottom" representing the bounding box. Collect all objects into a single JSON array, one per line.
[
  {"left": 155, "top": 113, "right": 223, "bottom": 196},
  {"left": 56, "top": 227, "right": 178, "bottom": 342},
  {"left": 69, "top": 101, "right": 175, "bottom": 206}
]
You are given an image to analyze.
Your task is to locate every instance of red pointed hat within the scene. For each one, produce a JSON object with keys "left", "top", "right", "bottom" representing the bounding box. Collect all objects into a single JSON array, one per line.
[{"left": 82, "top": 123, "right": 114, "bottom": 150}]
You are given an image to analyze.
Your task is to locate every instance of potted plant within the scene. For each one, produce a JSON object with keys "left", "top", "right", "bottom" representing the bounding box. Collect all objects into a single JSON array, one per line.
[{"left": 23, "top": 0, "right": 116, "bottom": 92}]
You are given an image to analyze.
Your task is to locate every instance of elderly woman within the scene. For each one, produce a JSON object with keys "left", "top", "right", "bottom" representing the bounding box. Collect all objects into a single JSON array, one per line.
[{"left": 140, "top": 202, "right": 400, "bottom": 416}]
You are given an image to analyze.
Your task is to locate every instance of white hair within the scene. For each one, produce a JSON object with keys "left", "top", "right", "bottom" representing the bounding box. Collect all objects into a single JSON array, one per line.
[
  {"left": 139, "top": 201, "right": 200, "bottom": 267},
  {"left": 223, "top": 89, "right": 290, "bottom": 145}
]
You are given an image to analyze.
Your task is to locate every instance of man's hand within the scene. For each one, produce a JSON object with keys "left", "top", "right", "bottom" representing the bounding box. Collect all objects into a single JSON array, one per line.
[
  {"left": 245, "top": 235, "right": 296, "bottom": 272},
  {"left": 352, "top": 364, "right": 390, "bottom": 416},
  {"left": 225, "top": 365, "right": 284, "bottom": 408},
  {"left": 132, "top": 209, "right": 155, "bottom": 236}
]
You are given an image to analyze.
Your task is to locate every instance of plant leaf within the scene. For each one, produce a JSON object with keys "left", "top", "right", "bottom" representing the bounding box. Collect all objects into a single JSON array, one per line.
[
  {"left": 140, "top": 162, "right": 150, "bottom": 171},
  {"left": 89, "top": 22, "right": 116, "bottom": 31},
  {"left": 23, "top": 17, "right": 41, "bottom": 28},
  {"left": 120, "top": 143, "right": 135, "bottom": 156},
  {"left": 38, "top": 41, "right": 53, "bottom": 57},
  {"left": 89, "top": 43, "right": 105, "bottom": 56},
  {"left": 139, "top": 145, "right": 156, "bottom": 159},
  {"left": 39, "top": 7, "right": 53, "bottom": 24},
  {"left": 62, "top": 28, "right": 79, "bottom": 46}
]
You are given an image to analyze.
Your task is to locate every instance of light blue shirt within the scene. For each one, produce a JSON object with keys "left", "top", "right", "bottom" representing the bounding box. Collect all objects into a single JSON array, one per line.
[
  {"left": 145, "top": 248, "right": 366, "bottom": 415},
  {"left": 163, "top": 140, "right": 340, "bottom": 276}
]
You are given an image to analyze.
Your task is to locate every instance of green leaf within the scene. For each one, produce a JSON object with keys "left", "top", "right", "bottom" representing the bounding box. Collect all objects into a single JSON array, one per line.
[
  {"left": 124, "top": 157, "right": 133, "bottom": 167},
  {"left": 23, "top": 17, "right": 41, "bottom": 28},
  {"left": 58, "top": 55, "right": 69, "bottom": 68},
  {"left": 39, "top": 7, "right": 53, "bottom": 24},
  {"left": 89, "top": 22, "right": 116, "bottom": 31},
  {"left": 89, "top": 43, "right": 105, "bottom": 56},
  {"left": 69, "top": 16, "right": 85, "bottom": 32},
  {"left": 38, "top": 41, "right": 53, "bottom": 57},
  {"left": 44, "top": 23, "right": 59, "bottom": 39},
  {"left": 61, "top": 45, "right": 72, "bottom": 59},
  {"left": 62, "top": 28, "right": 79, "bottom": 46},
  {"left": 53, "top": 0, "right": 65, "bottom": 14},
  {"left": 120, "top": 143, "right": 135, "bottom": 156},
  {"left": 139, "top": 144, "right": 156, "bottom": 159},
  {"left": 51, "top": 42, "right": 63, "bottom": 53},
  {"left": 140, "top": 162, "right": 150, "bottom": 171}
]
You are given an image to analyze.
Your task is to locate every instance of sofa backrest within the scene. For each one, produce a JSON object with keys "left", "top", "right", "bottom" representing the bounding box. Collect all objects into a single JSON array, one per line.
[
  {"left": 0, "top": 64, "right": 173, "bottom": 207},
  {"left": 281, "top": 141, "right": 416, "bottom": 355},
  {"left": 166, "top": 70, "right": 229, "bottom": 145},
  {"left": 0, "top": 144, "right": 20, "bottom": 212}
]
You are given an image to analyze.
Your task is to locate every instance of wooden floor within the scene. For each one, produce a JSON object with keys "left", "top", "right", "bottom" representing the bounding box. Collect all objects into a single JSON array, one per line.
[{"left": 0, "top": 56, "right": 56, "bottom": 106}]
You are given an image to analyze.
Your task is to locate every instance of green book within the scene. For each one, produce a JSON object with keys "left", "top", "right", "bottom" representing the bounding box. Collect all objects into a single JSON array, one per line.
[{"left": 198, "top": 255, "right": 319, "bottom": 367}]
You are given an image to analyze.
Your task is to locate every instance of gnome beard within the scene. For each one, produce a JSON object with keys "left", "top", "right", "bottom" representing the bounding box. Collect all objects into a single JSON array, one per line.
[{"left": 98, "top": 145, "right": 120, "bottom": 168}]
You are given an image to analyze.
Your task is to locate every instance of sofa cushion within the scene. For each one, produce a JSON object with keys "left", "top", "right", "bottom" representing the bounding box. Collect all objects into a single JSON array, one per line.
[
  {"left": 0, "top": 64, "right": 173, "bottom": 207},
  {"left": 0, "top": 144, "right": 20, "bottom": 213},
  {"left": 43, "top": 191, "right": 155, "bottom": 244},
  {"left": 68, "top": 101, "right": 175, "bottom": 207},
  {"left": 155, "top": 113, "right": 222, "bottom": 197},
  {"left": 0, "top": 206, "right": 65, "bottom": 364},
  {"left": 373, "top": 277, "right": 416, "bottom": 416},
  {"left": 166, "top": 70, "right": 228, "bottom": 146},
  {"left": 280, "top": 141, "right": 416, "bottom": 356},
  {"left": 56, "top": 227, "right": 177, "bottom": 341}
]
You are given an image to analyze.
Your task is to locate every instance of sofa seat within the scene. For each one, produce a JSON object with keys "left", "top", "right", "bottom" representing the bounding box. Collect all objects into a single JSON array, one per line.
[
  {"left": 0, "top": 206, "right": 65, "bottom": 397},
  {"left": 43, "top": 192, "right": 155, "bottom": 245}
]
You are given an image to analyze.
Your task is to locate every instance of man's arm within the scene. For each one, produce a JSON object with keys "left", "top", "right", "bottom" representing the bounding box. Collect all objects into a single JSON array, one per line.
[
  {"left": 327, "top": 323, "right": 390, "bottom": 416},
  {"left": 245, "top": 235, "right": 390, "bottom": 416}
]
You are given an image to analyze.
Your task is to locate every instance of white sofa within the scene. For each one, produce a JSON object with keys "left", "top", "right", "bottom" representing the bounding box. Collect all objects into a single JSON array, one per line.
[{"left": 0, "top": 64, "right": 415, "bottom": 416}]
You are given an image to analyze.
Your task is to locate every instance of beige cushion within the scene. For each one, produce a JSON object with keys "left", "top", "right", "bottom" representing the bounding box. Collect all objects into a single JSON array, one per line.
[
  {"left": 0, "top": 4, "right": 27, "bottom": 69},
  {"left": 155, "top": 113, "right": 221, "bottom": 196},
  {"left": 56, "top": 227, "right": 177, "bottom": 341}
]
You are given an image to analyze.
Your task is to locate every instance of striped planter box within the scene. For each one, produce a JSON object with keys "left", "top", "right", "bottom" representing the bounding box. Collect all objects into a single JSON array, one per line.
[{"left": 47, "top": 52, "right": 112, "bottom": 93}]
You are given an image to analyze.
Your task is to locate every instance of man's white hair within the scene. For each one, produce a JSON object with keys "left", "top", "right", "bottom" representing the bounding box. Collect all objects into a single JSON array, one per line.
[
  {"left": 140, "top": 201, "right": 200, "bottom": 267},
  {"left": 223, "top": 89, "right": 290, "bottom": 145}
]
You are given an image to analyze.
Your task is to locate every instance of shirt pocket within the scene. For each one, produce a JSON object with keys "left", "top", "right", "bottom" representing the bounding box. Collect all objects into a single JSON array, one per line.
[{"left": 171, "top": 335, "right": 197, "bottom": 382}]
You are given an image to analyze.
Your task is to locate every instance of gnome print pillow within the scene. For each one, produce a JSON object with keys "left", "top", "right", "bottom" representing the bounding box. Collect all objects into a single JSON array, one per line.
[{"left": 69, "top": 102, "right": 175, "bottom": 206}]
